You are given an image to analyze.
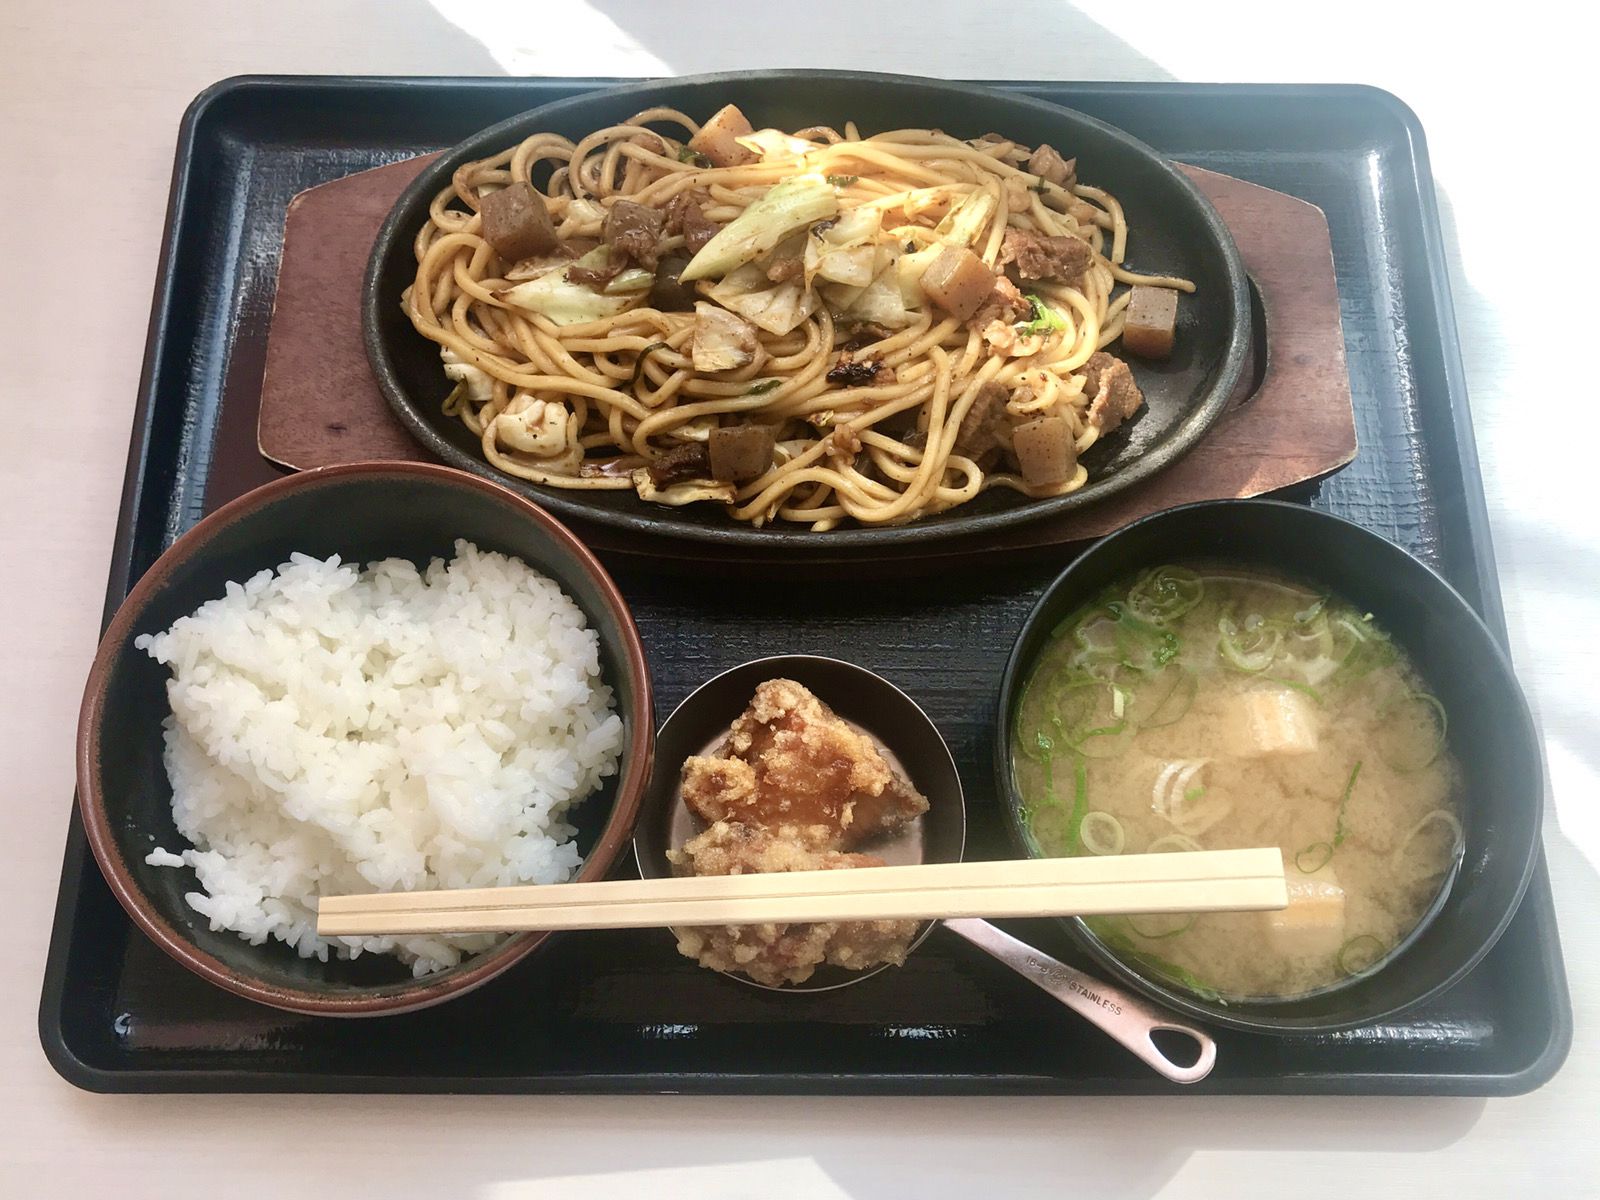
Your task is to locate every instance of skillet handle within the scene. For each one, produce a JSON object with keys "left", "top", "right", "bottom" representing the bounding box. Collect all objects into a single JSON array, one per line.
[{"left": 942, "top": 917, "right": 1216, "bottom": 1085}]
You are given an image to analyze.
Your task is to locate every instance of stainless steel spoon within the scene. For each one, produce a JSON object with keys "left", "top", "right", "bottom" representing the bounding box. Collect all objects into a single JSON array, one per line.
[{"left": 943, "top": 917, "right": 1216, "bottom": 1084}]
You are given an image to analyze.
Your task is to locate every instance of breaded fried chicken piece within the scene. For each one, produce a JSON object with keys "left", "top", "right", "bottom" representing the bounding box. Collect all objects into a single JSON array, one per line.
[
  {"left": 680, "top": 678, "right": 929, "bottom": 848},
  {"left": 667, "top": 821, "right": 919, "bottom": 986}
]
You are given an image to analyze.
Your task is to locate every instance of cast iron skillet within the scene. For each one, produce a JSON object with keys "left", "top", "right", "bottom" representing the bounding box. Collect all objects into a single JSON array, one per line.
[
  {"left": 364, "top": 69, "right": 1251, "bottom": 551},
  {"left": 994, "top": 500, "right": 1545, "bottom": 1034}
]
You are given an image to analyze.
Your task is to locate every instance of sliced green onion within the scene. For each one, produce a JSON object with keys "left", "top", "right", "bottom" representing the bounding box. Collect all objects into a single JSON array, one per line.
[
  {"left": 1393, "top": 808, "right": 1464, "bottom": 882},
  {"left": 1265, "top": 676, "right": 1324, "bottom": 704},
  {"left": 1332, "top": 760, "right": 1362, "bottom": 848},
  {"left": 1109, "top": 602, "right": 1181, "bottom": 671},
  {"left": 1043, "top": 673, "right": 1134, "bottom": 757},
  {"left": 1330, "top": 614, "right": 1398, "bottom": 683},
  {"left": 743, "top": 379, "right": 783, "bottom": 397},
  {"left": 1079, "top": 811, "right": 1126, "bottom": 856},
  {"left": 1294, "top": 595, "right": 1329, "bottom": 624},
  {"left": 1071, "top": 607, "right": 1121, "bottom": 659},
  {"left": 1295, "top": 841, "right": 1333, "bottom": 874},
  {"left": 1126, "top": 565, "right": 1204, "bottom": 624},
  {"left": 1017, "top": 293, "right": 1068, "bottom": 337},
  {"left": 1139, "top": 666, "right": 1197, "bottom": 728},
  {"left": 1090, "top": 921, "right": 1226, "bottom": 1002},
  {"left": 1218, "top": 614, "right": 1281, "bottom": 672},
  {"left": 1375, "top": 692, "right": 1448, "bottom": 771},
  {"left": 1337, "top": 934, "right": 1386, "bottom": 976},
  {"left": 1064, "top": 755, "right": 1089, "bottom": 854},
  {"left": 1128, "top": 913, "right": 1196, "bottom": 940}
]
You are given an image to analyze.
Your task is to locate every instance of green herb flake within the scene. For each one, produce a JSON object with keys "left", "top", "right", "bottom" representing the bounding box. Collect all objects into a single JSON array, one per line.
[
  {"left": 825, "top": 174, "right": 860, "bottom": 187},
  {"left": 628, "top": 341, "right": 671, "bottom": 389},
  {"left": 1016, "top": 293, "right": 1068, "bottom": 338}
]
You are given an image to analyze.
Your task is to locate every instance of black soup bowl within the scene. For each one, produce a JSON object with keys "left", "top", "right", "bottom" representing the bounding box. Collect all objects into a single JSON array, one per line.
[{"left": 995, "top": 499, "right": 1543, "bottom": 1034}]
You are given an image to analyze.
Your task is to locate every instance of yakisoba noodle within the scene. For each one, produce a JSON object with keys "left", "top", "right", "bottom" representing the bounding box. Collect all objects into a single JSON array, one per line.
[{"left": 403, "top": 104, "right": 1193, "bottom": 531}]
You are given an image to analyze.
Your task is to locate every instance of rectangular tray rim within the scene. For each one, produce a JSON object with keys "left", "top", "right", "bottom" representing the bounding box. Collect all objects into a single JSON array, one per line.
[{"left": 38, "top": 74, "right": 1573, "bottom": 1096}]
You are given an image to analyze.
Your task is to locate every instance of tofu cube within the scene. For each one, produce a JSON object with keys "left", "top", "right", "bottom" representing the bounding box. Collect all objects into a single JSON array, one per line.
[
  {"left": 1264, "top": 861, "right": 1347, "bottom": 957},
  {"left": 1227, "top": 688, "right": 1320, "bottom": 758}
]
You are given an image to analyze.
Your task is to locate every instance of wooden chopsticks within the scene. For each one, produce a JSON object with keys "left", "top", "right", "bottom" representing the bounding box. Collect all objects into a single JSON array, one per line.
[{"left": 316, "top": 849, "right": 1287, "bottom": 937}]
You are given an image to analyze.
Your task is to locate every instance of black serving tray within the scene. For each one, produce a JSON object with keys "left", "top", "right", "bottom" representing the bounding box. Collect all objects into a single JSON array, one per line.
[{"left": 40, "top": 76, "right": 1571, "bottom": 1094}]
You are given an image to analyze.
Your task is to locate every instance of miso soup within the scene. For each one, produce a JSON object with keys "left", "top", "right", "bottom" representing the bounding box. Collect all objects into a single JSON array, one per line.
[{"left": 1011, "top": 564, "right": 1463, "bottom": 1000}]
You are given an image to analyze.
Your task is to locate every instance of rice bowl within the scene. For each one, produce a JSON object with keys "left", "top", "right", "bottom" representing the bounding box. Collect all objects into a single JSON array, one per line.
[
  {"left": 77, "top": 461, "right": 653, "bottom": 1017},
  {"left": 136, "top": 540, "right": 624, "bottom": 977}
]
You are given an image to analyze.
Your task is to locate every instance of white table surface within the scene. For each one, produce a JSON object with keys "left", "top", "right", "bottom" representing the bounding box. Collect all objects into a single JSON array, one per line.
[{"left": 3, "top": 2, "right": 1594, "bottom": 1194}]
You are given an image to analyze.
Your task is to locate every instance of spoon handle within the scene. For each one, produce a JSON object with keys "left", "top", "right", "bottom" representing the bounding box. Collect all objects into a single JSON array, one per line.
[{"left": 942, "top": 917, "right": 1216, "bottom": 1085}]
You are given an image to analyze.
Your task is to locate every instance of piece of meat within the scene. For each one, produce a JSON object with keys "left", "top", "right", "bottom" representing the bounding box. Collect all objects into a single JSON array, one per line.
[
  {"left": 681, "top": 678, "right": 929, "bottom": 848},
  {"left": 1122, "top": 285, "right": 1178, "bottom": 359},
  {"left": 968, "top": 275, "right": 1032, "bottom": 329},
  {"left": 919, "top": 246, "right": 996, "bottom": 321},
  {"left": 1011, "top": 415, "right": 1078, "bottom": 486},
  {"left": 646, "top": 441, "right": 712, "bottom": 487},
  {"left": 667, "top": 822, "right": 919, "bottom": 987},
  {"left": 664, "top": 191, "right": 721, "bottom": 254},
  {"left": 999, "top": 228, "right": 1093, "bottom": 283},
  {"left": 954, "top": 381, "right": 1010, "bottom": 463},
  {"left": 603, "top": 200, "right": 665, "bottom": 270},
  {"left": 565, "top": 257, "right": 625, "bottom": 288},
  {"left": 823, "top": 425, "right": 862, "bottom": 467},
  {"left": 837, "top": 322, "right": 892, "bottom": 352},
  {"left": 1028, "top": 143, "right": 1077, "bottom": 189},
  {"left": 688, "top": 104, "right": 759, "bottom": 168},
  {"left": 1082, "top": 352, "right": 1144, "bottom": 434},
  {"left": 478, "top": 182, "right": 559, "bottom": 262},
  {"left": 648, "top": 250, "right": 697, "bottom": 311},
  {"left": 825, "top": 357, "right": 893, "bottom": 387}
]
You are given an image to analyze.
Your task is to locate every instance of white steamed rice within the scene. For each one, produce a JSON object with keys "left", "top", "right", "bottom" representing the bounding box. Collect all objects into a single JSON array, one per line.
[{"left": 134, "top": 539, "right": 624, "bottom": 976}]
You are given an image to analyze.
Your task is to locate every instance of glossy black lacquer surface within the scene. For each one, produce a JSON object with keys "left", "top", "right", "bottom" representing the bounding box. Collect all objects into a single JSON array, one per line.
[
  {"left": 364, "top": 72, "right": 1250, "bottom": 550},
  {"left": 995, "top": 500, "right": 1543, "bottom": 1034},
  {"left": 40, "top": 77, "right": 1570, "bottom": 1094}
]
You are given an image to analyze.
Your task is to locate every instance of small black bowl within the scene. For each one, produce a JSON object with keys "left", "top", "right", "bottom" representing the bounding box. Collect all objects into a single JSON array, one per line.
[
  {"left": 994, "top": 499, "right": 1544, "bottom": 1034},
  {"left": 633, "top": 655, "right": 966, "bottom": 991},
  {"left": 78, "top": 462, "right": 654, "bottom": 1017},
  {"left": 363, "top": 69, "right": 1250, "bottom": 552}
]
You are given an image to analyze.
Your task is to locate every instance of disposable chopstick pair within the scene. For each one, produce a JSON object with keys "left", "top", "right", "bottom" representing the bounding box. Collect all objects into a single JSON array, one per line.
[{"left": 316, "top": 848, "right": 1287, "bottom": 937}]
